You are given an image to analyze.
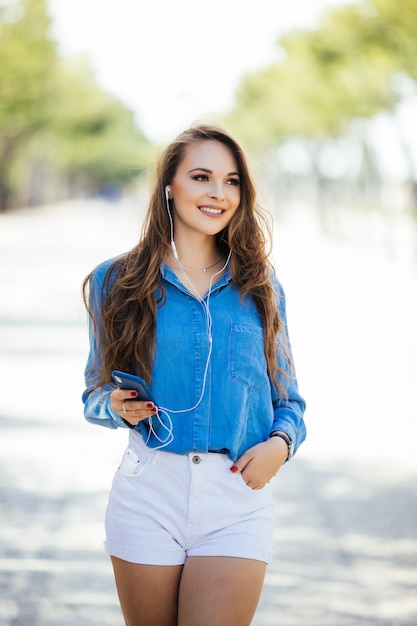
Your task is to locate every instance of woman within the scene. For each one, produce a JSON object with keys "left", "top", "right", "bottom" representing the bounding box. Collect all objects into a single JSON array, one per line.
[{"left": 82, "top": 123, "right": 306, "bottom": 626}]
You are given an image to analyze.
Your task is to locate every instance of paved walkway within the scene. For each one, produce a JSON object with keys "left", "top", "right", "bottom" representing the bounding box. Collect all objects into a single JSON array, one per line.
[{"left": 0, "top": 200, "right": 416, "bottom": 625}]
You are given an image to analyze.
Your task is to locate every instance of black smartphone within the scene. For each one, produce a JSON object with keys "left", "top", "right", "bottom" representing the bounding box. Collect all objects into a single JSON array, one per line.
[{"left": 111, "top": 370, "right": 155, "bottom": 403}]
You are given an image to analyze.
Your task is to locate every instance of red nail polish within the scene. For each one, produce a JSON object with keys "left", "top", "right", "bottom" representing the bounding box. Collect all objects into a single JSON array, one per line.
[
  {"left": 146, "top": 402, "right": 154, "bottom": 408},
  {"left": 130, "top": 391, "right": 138, "bottom": 397},
  {"left": 230, "top": 465, "right": 238, "bottom": 473}
]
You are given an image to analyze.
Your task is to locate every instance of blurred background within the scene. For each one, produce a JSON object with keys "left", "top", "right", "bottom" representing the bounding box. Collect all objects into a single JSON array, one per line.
[
  {"left": 1, "top": 0, "right": 416, "bottom": 624},
  {"left": 1, "top": 0, "right": 417, "bottom": 213}
]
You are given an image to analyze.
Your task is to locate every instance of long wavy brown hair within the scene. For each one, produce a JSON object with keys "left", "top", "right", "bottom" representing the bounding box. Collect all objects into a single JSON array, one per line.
[{"left": 83, "top": 123, "right": 292, "bottom": 395}]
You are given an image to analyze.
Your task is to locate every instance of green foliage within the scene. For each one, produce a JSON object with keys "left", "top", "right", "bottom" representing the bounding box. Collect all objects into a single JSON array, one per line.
[
  {"left": 0, "top": 0, "right": 153, "bottom": 210},
  {"left": 0, "top": 0, "right": 56, "bottom": 208},
  {"left": 367, "top": 0, "right": 417, "bottom": 80},
  {"left": 0, "top": 0, "right": 56, "bottom": 133},
  {"left": 48, "top": 57, "right": 154, "bottom": 185},
  {"left": 225, "top": 0, "right": 417, "bottom": 154}
]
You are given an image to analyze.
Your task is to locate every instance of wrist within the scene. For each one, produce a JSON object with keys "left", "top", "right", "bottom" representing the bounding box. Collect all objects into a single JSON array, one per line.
[{"left": 269, "top": 430, "right": 293, "bottom": 463}]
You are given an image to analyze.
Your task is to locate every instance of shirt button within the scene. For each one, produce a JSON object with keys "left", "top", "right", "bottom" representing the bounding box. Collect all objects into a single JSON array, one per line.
[{"left": 192, "top": 455, "right": 201, "bottom": 464}]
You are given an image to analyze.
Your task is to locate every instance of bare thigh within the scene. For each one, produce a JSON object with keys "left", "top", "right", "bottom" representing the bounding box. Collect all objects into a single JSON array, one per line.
[
  {"left": 111, "top": 556, "right": 183, "bottom": 626},
  {"left": 178, "top": 556, "right": 267, "bottom": 626}
]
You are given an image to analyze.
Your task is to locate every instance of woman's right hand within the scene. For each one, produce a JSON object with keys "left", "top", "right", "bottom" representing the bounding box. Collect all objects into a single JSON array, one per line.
[{"left": 110, "top": 388, "right": 158, "bottom": 426}]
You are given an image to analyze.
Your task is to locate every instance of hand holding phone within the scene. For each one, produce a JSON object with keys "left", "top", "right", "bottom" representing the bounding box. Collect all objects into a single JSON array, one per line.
[
  {"left": 112, "top": 370, "right": 155, "bottom": 403},
  {"left": 112, "top": 372, "right": 172, "bottom": 447}
]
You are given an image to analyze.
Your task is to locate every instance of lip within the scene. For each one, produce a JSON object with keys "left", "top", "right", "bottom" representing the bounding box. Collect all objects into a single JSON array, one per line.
[{"left": 198, "top": 205, "right": 225, "bottom": 216}]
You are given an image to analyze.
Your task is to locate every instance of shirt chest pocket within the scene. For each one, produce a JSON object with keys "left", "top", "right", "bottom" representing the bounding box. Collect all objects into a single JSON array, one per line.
[{"left": 228, "top": 323, "right": 269, "bottom": 392}]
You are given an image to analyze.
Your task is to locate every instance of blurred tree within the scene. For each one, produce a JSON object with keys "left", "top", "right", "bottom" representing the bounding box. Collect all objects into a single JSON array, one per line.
[
  {"left": 0, "top": 0, "right": 56, "bottom": 210},
  {"left": 225, "top": 0, "right": 417, "bottom": 207},
  {"left": 367, "top": 0, "right": 417, "bottom": 81},
  {"left": 0, "top": 1, "right": 154, "bottom": 210},
  {"left": 300, "top": 0, "right": 417, "bottom": 198},
  {"left": 38, "top": 56, "right": 154, "bottom": 202},
  {"left": 227, "top": 3, "right": 400, "bottom": 149}
]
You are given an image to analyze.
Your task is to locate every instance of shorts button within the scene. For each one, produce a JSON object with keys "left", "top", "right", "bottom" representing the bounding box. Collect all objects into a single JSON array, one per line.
[{"left": 192, "top": 455, "right": 201, "bottom": 464}]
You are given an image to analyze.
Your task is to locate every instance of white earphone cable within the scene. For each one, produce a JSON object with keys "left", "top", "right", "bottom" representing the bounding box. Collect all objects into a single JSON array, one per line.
[{"left": 147, "top": 188, "right": 231, "bottom": 448}]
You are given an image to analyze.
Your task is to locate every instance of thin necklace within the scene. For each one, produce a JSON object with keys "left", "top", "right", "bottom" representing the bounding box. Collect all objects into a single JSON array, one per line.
[{"left": 169, "top": 255, "right": 224, "bottom": 273}]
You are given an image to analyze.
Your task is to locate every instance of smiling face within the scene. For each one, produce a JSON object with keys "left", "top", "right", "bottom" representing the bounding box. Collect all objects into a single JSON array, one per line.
[{"left": 168, "top": 140, "right": 241, "bottom": 241}]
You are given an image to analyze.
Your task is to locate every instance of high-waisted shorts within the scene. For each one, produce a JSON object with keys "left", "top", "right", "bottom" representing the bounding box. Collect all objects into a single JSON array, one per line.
[{"left": 104, "top": 432, "right": 275, "bottom": 566}]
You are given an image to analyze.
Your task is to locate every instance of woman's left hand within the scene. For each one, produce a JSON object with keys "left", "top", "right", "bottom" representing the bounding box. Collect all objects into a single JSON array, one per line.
[{"left": 230, "top": 437, "right": 289, "bottom": 489}]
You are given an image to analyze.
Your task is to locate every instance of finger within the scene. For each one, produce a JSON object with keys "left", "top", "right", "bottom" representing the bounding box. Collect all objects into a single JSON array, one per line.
[
  {"left": 118, "top": 408, "right": 155, "bottom": 427},
  {"left": 120, "top": 401, "right": 158, "bottom": 417},
  {"left": 111, "top": 388, "right": 138, "bottom": 401},
  {"left": 123, "top": 401, "right": 158, "bottom": 414},
  {"left": 230, "top": 451, "right": 252, "bottom": 474},
  {"left": 133, "top": 401, "right": 158, "bottom": 412},
  {"left": 242, "top": 471, "right": 265, "bottom": 490}
]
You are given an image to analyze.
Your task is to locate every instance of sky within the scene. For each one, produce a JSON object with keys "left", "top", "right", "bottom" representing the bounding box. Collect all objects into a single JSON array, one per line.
[{"left": 48, "top": 0, "right": 350, "bottom": 143}]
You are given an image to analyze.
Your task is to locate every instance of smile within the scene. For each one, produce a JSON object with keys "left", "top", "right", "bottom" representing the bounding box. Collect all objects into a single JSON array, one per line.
[{"left": 199, "top": 206, "right": 224, "bottom": 215}]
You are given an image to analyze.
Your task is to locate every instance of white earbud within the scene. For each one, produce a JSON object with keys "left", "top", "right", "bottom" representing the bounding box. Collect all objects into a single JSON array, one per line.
[
  {"left": 164, "top": 185, "right": 178, "bottom": 260},
  {"left": 171, "top": 240, "right": 178, "bottom": 260}
]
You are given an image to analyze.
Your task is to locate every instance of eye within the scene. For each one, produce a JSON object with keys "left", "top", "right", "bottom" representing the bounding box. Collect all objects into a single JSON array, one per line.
[
  {"left": 227, "top": 178, "right": 240, "bottom": 186},
  {"left": 192, "top": 174, "right": 209, "bottom": 182}
]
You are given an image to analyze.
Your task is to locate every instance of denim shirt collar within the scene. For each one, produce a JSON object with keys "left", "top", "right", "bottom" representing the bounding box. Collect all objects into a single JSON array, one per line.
[{"left": 159, "top": 262, "right": 232, "bottom": 299}]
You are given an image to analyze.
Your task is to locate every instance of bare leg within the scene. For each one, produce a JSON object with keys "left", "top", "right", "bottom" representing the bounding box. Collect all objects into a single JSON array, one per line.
[
  {"left": 111, "top": 556, "right": 183, "bottom": 626},
  {"left": 178, "top": 556, "right": 267, "bottom": 626}
]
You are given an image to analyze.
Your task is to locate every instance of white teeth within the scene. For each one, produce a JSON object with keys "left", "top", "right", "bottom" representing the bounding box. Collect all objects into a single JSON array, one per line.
[{"left": 199, "top": 206, "right": 223, "bottom": 214}]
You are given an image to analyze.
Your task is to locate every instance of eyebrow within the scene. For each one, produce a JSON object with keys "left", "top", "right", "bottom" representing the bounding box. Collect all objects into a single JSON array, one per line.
[{"left": 187, "top": 167, "right": 240, "bottom": 176}]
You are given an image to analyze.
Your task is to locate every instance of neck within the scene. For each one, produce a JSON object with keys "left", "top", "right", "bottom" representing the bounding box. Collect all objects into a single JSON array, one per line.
[
  {"left": 170, "top": 254, "right": 224, "bottom": 272},
  {"left": 168, "top": 235, "right": 221, "bottom": 270}
]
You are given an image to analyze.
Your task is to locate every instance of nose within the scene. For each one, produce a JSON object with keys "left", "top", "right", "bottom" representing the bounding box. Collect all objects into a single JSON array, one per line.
[{"left": 208, "top": 180, "right": 225, "bottom": 200}]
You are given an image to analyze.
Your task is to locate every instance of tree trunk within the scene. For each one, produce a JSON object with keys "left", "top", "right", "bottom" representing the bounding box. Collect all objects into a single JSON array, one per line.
[
  {"left": 0, "top": 126, "right": 39, "bottom": 211},
  {"left": 391, "top": 110, "right": 417, "bottom": 212},
  {"left": 0, "top": 165, "right": 11, "bottom": 212}
]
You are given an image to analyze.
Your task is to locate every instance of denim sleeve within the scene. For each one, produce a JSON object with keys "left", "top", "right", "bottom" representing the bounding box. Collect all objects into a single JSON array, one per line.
[
  {"left": 82, "top": 382, "right": 128, "bottom": 429},
  {"left": 270, "top": 279, "right": 307, "bottom": 454},
  {"left": 82, "top": 267, "right": 129, "bottom": 430}
]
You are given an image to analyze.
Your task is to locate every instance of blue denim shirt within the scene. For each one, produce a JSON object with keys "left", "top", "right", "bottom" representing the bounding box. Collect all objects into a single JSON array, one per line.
[{"left": 82, "top": 258, "right": 306, "bottom": 461}]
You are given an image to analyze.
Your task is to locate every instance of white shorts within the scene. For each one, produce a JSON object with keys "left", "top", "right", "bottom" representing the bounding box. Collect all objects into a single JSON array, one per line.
[{"left": 104, "top": 432, "right": 275, "bottom": 566}]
